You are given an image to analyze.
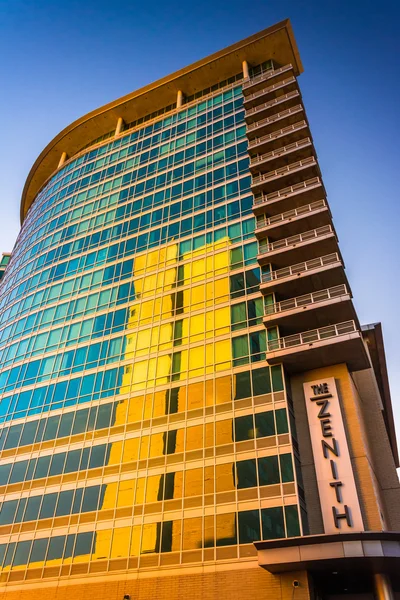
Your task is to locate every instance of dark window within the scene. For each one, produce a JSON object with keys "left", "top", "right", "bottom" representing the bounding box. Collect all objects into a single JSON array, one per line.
[
  {"left": 234, "top": 414, "right": 254, "bottom": 442},
  {"left": 285, "top": 505, "right": 301, "bottom": 537},
  {"left": 234, "top": 371, "right": 251, "bottom": 400},
  {"left": 280, "top": 454, "right": 294, "bottom": 483},
  {"left": 255, "top": 412, "right": 275, "bottom": 438},
  {"left": 258, "top": 456, "right": 280, "bottom": 486},
  {"left": 39, "top": 493, "right": 58, "bottom": 520},
  {"left": 275, "top": 409, "right": 289, "bottom": 434},
  {"left": 261, "top": 507, "right": 285, "bottom": 540},
  {"left": 252, "top": 367, "right": 271, "bottom": 396},
  {"left": 238, "top": 510, "right": 261, "bottom": 543},
  {"left": 236, "top": 459, "right": 257, "bottom": 489}
]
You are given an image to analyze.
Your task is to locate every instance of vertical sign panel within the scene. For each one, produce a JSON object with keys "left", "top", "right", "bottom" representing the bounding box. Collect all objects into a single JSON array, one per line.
[{"left": 303, "top": 377, "right": 364, "bottom": 533}]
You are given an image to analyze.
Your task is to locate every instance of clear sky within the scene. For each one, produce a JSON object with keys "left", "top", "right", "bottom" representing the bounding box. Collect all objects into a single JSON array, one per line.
[{"left": 0, "top": 0, "right": 399, "bottom": 440}]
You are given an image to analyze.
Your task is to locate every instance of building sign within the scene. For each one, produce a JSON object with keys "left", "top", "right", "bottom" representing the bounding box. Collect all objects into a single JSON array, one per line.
[{"left": 303, "top": 378, "right": 364, "bottom": 533}]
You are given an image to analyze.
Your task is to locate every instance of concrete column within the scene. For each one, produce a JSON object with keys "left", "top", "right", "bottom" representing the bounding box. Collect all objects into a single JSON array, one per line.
[
  {"left": 374, "top": 574, "right": 394, "bottom": 600},
  {"left": 58, "top": 152, "right": 67, "bottom": 169},
  {"left": 177, "top": 90, "right": 184, "bottom": 108},
  {"left": 242, "top": 60, "right": 250, "bottom": 79},
  {"left": 115, "top": 117, "right": 124, "bottom": 137}
]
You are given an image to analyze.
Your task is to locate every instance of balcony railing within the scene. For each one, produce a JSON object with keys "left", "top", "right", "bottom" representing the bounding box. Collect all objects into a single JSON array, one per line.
[
  {"left": 264, "top": 284, "right": 348, "bottom": 316},
  {"left": 247, "top": 105, "right": 303, "bottom": 132},
  {"left": 242, "top": 64, "right": 293, "bottom": 90},
  {"left": 245, "top": 90, "right": 300, "bottom": 117},
  {"left": 261, "top": 253, "right": 340, "bottom": 284},
  {"left": 253, "top": 177, "right": 322, "bottom": 207},
  {"left": 267, "top": 320, "right": 357, "bottom": 352},
  {"left": 255, "top": 199, "right": 327, "bottom": 231},
  {"left": 252, "top": 156, "right": 317, "bottom": 187},
  {"left": 258, "top": 225, "right": 333, "bottom": 256},
  {"left": 250, "top": 138, "right": 312, "bottom": 167},
  {"left": 248, "top": 120, "right": 308, "bottom": 151},
  {"left": 243, "top": 75, "right": 297, "bottom": 103}
]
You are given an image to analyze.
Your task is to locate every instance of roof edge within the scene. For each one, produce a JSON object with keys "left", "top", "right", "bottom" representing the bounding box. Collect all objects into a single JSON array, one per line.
[{"left": 20, "top": 19, "right": 303, "bottom": 222}]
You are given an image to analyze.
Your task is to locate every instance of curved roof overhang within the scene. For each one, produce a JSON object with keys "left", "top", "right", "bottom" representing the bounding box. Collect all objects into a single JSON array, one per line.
[{"left": 20, "top": 18, "right": 303, "bottom": 223}]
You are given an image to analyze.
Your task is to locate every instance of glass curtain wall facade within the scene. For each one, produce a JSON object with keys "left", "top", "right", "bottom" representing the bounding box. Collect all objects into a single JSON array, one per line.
[{"left": 0, "top": 66, "right": 303, "bottom": 579}]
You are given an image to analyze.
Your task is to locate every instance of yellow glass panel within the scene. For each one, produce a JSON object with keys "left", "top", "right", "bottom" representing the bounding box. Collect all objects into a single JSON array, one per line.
[
  {"left": 161, "top": 294, "right": 174, "bottom": 319},
  {"left": 214, "top": 277, "right": 230, "bottom": 302},
  {"left": 131, "top": 359, "right": 148, "bottom": 391},
  {"left": 149, "top": 432, "right": 165, "bottom": 458},
  {"left": 100, "top": 481, "right": 118, "bottom": 510},
  {"left": 205, "top": 379, "right": 214, "bottom": 407},
  {"left": 215, "top": 339, "right": 231, "bottom": 372},
  {"left": 166, "top": 242, "right": 178, "bottom": 265},
  {"left": 183, "top": 517, "right": 202, "bottom": 550},
  {"left": 107, "top": 440, "right": 123, "bottom": 465},
  {"left": 215, "top": 375, "right": 232, "bottom": 405},
  {"left": 216, "top": 419, "right": 234, "bottom": 446},
  {"left": 92, "top": 528, "right": 112, "bottom": 561},
  {"left": 139, "top": 435, "right": 150, "bottom": 460},
  {"left": 191, "top": 284, "right": 205, "bottom": 309},
  {"left": 130, "top": 525, "right": 141, "bottom": 556},
  {"left": 204, "top": 515, "right": 214, "bottom": 547},
  {"left": 136, "top": 328, "right": 152, "bottom": 352},
  {"left": 141, "top": 523, "right": 159, "bottom": 554},
  {"left": 168, "top": 428, "right": 184, "bottom": 455},
  {"left": 204, "top": 466, "right": 214, "bottom": 494},
  {"left": 186, "top": 424, "right": 203, "bottom": 451},
  {"left": 139, "top": 299, "right": 155, "bottom": 325},
  {"left": 205, "top": 282, "right": 214, "bottom": 306},
  {"left": 147, "top": 357, "right": 157, "bottom": 386},
  {"left": 135, "top": 477, "right": 146, "bottom": 504},
  {"left": 117, "top": 479, "right": 135, "bottom": 507},
  {"left": 216, "top": 463, "right": 235, "bottom": 492},
  {"left": 142, "top": 273, "right": 156, "bottom": 295},
  {"left": 126, "top": 395, "right": 144, "bottom": 423},
  {"left": 111, "top": 526, "right": 131, "bottom": 558},
  {"left": 187, "top": 382, "right": 204, "bottom": 411},
  {"left": 170, "top": 470, "right": 184, "bottom": 499},
  {"left": 146, "top": 248, "right": 161, "bottom": 269},
  {"left": 165, "top": 519, "right": 182, "bottom": 553},
  {"left": 215, "top": 307, "right": 230, "bottom": 336},
  {"left": 156, "top": 354, "right": 172, "bottom": 385},
  {"left": 216, "top": 513, "right": 236, "bottom": 545},
  {"left": 185, "top": 468, "right": 203, "bottom": 497},
  {"left": 145, "top": 474, "right": 163, "bottom": 503},
  {"left": 122, "top": 438, "right": 139, "bottom": 463},
  {"left": 153, "top": 390, "right": 168, "bottom": 418},
  {"left": 134, "top": 254, "right": 147, "bottom": 276},
  {"left": 205, "top": 423, "right": 214, "bottom": 448},
  {"left": 143, "top": 393, "right": 153, "bottom": 420},
  {"left": 190, "top": 314, "right": 204, "bottom": 342},
  {"left": 188, "top": 346, "right": 204, "bottom": 377}
]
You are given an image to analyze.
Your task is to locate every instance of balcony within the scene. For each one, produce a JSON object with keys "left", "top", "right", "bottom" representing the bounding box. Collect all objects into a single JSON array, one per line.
[
  {"left": 248, "top": 120, "right": 310, "bottom": 155},
  {"left": 245, "top": 90, "right": 301, "bottom": 124},
  {"left": 242, "top": 64, "right": 294, "bottom": 94},
  {"left": 247, "top": 105, "right": 305, "bottom": 139},
  {"left": 254, "top": 199, "right": 330, "bottom": 239},
  {"left": 265, "top": 320, "right": 370, "bottom": 373},
  {"left": 243, "top": 75, "right": 297, "bottom": 109},
  {"left": 251, "top": 156, "right": 319, "bottom": 194},
  {"left": 263, "top": 284, "right": 356, "bottom": 332},
  {"left": 249, "top": 138, "right": 313, "bottom": 173},
  {"left": 260, "top": 253, "right": 347, "bottom": 297},
  {"left": 252, "top": 177, "right": 325, "bottom": 216},
  {"left": 257, "top": 224, "right": 337, "bottom": 268}
]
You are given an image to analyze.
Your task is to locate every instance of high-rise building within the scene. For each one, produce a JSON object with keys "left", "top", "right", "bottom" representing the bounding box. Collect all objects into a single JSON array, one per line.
[{"left": 0, "top": 19, "right": 399, "bottom": 600}]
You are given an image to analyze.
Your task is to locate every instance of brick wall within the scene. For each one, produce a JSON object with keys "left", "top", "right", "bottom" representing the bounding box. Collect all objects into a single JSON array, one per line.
[{"left": 0, "top": 563, "right": 311, "bottom": 600}]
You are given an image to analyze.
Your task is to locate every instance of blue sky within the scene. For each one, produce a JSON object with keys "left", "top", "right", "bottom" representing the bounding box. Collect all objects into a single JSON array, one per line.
[{"left": 0, "top": 0, "right": 400, "bottom": 440}]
